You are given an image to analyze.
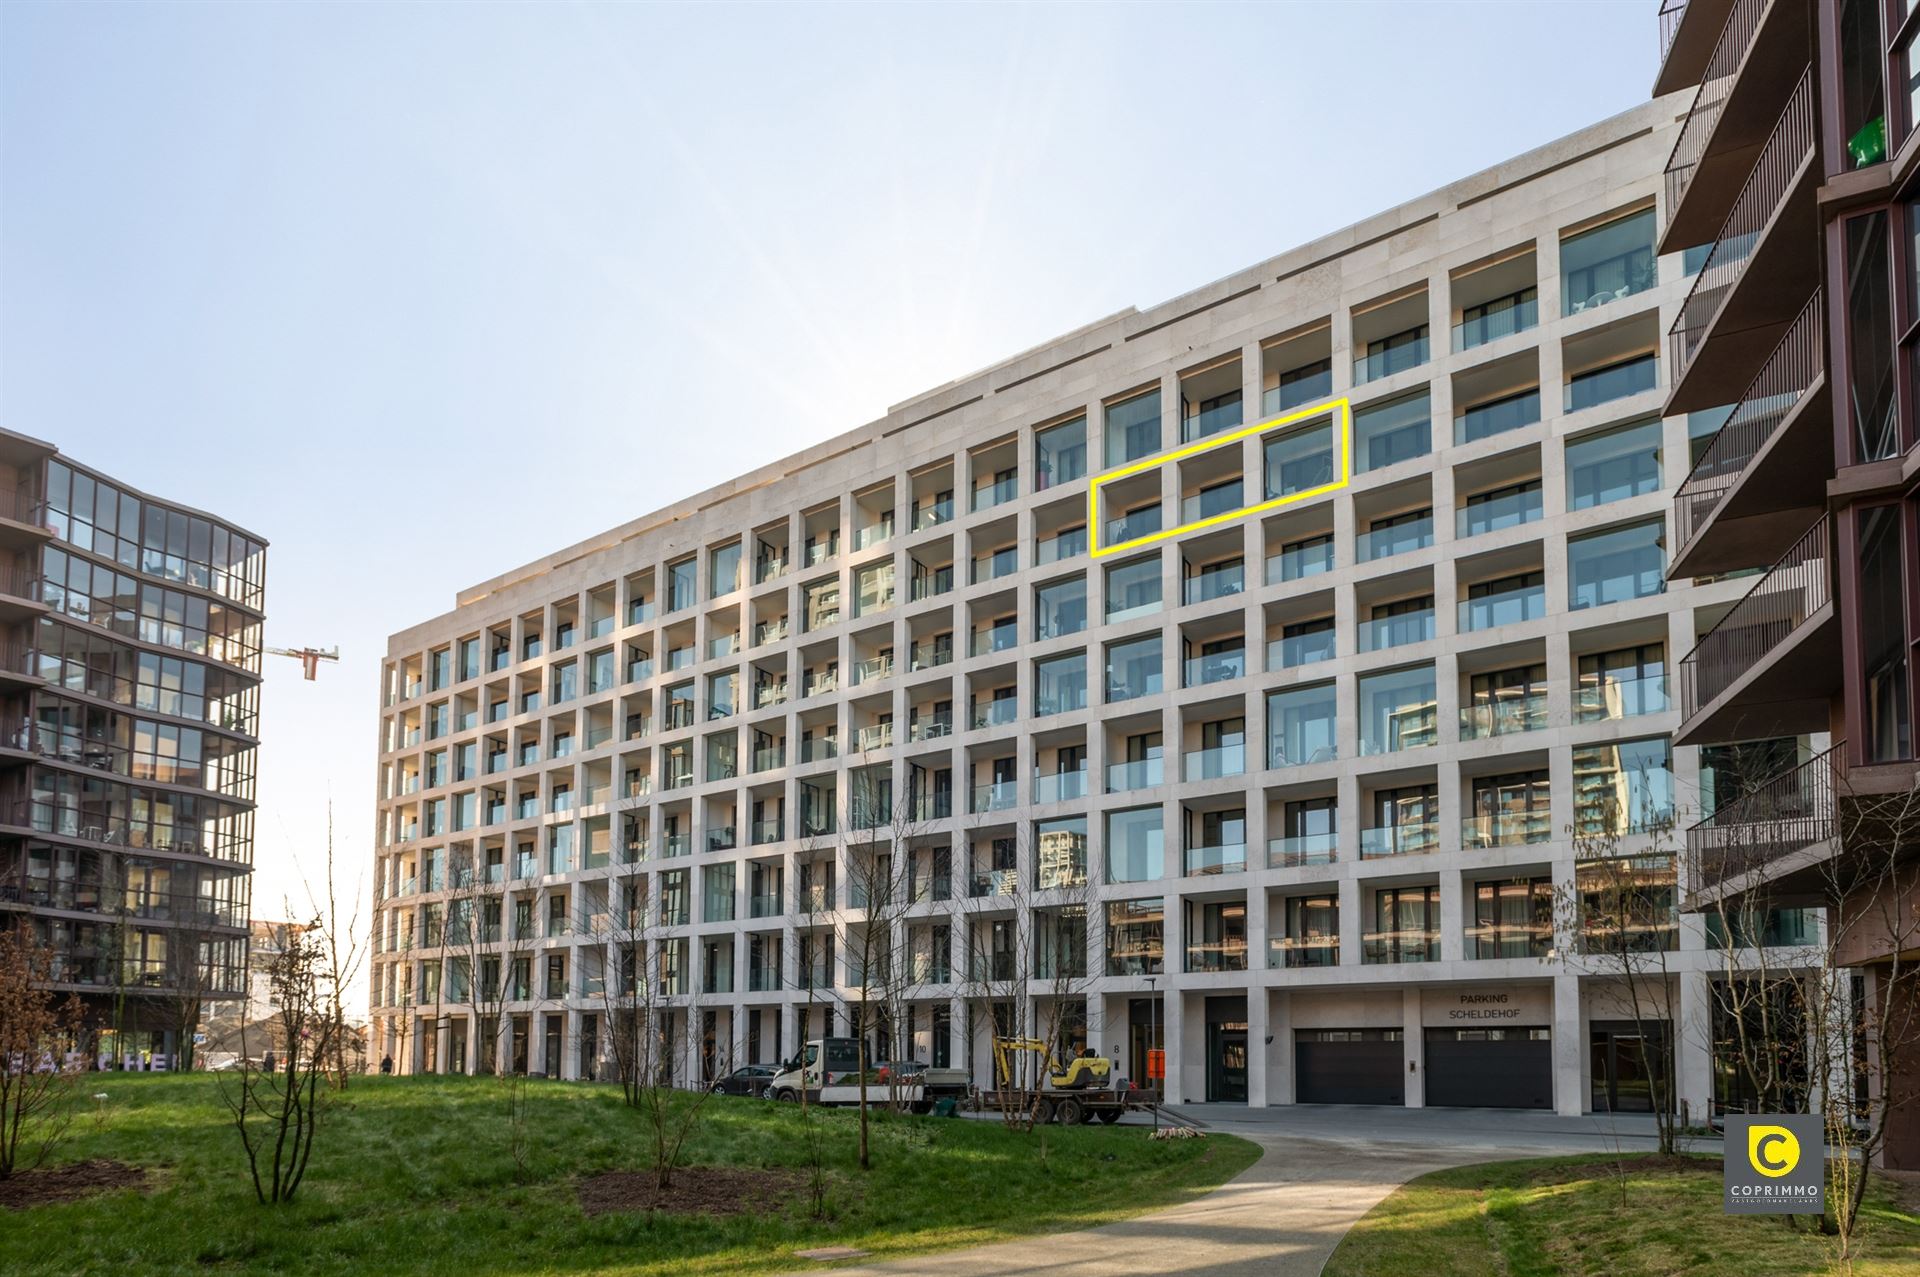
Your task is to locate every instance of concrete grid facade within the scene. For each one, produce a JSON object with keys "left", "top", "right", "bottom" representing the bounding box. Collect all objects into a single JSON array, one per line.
[{"left": 370, "top": 95, "right": 1820, "bottom": 1117}]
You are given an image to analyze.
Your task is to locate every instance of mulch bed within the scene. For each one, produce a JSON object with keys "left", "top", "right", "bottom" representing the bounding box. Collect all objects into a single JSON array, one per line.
[
  {"left": 578, "top": 1166, "right": 810, "bottom": 1217},
  {"left": 0, "top": 1159, "right": 146, "bottom": 1209}
]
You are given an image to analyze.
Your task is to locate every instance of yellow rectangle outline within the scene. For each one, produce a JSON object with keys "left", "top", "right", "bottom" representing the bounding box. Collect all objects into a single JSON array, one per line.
[{"left": 1088, "top": 397, "right": 1353, "bottom": 558}]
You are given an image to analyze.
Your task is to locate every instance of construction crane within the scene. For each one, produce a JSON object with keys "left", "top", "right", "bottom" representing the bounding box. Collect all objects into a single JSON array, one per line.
[{"left": 267, "top": 645, "right": 340, "bottom": 681}]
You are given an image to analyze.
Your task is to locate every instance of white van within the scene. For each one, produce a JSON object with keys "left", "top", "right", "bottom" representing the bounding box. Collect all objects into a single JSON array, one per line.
[{"left": 766, "top": 1037, "right": 969, "bottom": 1112}]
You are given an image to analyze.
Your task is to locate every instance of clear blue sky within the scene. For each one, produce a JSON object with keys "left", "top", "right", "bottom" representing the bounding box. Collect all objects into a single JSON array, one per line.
[{"left": 0, "top": 0, "right": 1659, "bottom": 1006}]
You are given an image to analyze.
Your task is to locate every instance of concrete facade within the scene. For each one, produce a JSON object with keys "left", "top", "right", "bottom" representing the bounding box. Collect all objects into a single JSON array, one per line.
[{"left": 369, "top": 95, "right": 1820, "bottom": 1118}]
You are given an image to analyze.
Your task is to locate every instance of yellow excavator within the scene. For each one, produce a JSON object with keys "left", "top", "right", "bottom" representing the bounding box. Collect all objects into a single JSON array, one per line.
[{"left": 987, "top": 1037, "right": 1132, "bottom": 1124}]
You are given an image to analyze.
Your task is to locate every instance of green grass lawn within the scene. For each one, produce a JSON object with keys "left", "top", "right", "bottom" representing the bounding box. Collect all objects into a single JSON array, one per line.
[
  {"left": 1323, "top": 1153, "right": 1920, "bottom": 1277},
  {"left": 1, "top": 1073, "right": 1259, "bottom": 1275}
]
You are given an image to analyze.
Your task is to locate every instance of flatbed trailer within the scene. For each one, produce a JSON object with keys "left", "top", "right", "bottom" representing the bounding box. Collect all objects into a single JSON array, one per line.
[{"left": 973, "top": 1085, "right": 1155, "bottom": 1125}]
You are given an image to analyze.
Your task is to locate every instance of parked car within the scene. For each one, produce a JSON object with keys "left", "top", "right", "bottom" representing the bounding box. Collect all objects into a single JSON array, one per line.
[{"left": 710, "top": 1063, "right": 779, "bottom": 1097}]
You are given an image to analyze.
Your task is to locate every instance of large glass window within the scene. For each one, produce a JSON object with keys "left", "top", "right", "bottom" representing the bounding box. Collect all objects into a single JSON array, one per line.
[
  {"left": 854, "top": 561, "right": 894, "bottom": 616},
  {"left": 1839, "top": 0, "right": 1887, "bottom": 167},
  {"left": 1859, "top": 505, "right": 1911, "bottom": 761},
  {"left": 1105, "top": 556, "right": 1161, "bottom": 622},
  {"left": 1353, "top": 390, "right": 1431, "bottom": 473},
  {"left": 1035, "top": 575, "right": 1087, "bottom": 639},
  {"left": 1106, "top": 898, "right": 1163, "bottom": 975},
  {"left": 1105, "top": 634, "right": 1162, "bottom": 702},
  {"left": 1455, "top": 387, "right": 1541, "bottom": 444},
  {"left": 1568, "top": 519, "right": 1665, "bottom": 610},
  {"left": 1572, "top": 737, "right": 1675, "bottom": 835},
  {"left": 1561, "top": 209, "right": 1656, "bottom": 314},
  {"left": 1366, "top": 885, "right": 1440, "bottom": 964},
  {"left": 1272, "top": 357, "right": 1332, "bottom": 412},
  {"left": 1105, "top": 808, "right": 1164, "bottom": 884},
  {"left": 666, "top": 558, "right": 697, "bottom": 612},
  {"left": 1567, "top": 353, "right": 1657, "bottom": 412},
  {"left": 1263, "top": 415, "right": 1336, "bottom": 497},
  {"left": 1846, "top": 211, "right": 1899, "bottom": 460},
  {"left": 1035, "top": 816, "right": 1088, "bottom": 889},
  {"left": 1280, "top": 893, "right": 1339, "bottom": 968},
  {"left": 709, "top": 542, "right": 742, "bottom": 597},
  {"left": 1471, "top": 878, "right": 1553, "bottom": 958},
  {"left": 1358, "top": 665, "right": 1437, "bottom": 755},
  {"left": 1105, "top": 390, "right": 1161, "bottom": 466},
  {"left": 1034, "top": 651, "right": 1087, "bottom": 717},
  {"left": 1567, "top": 420, "right": 1662, "bottom": 510},
  {"left": 1267, "top": 683, "right": 1336, "bottom": 765},
  {"left": 1036, "top": 417, "right": 1087, "bottom": 490}
]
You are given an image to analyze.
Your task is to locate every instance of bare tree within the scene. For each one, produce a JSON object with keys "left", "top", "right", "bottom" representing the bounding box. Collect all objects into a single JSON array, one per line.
[
  {"left": 0, "top": 930, "right": 84, "bottom": 1179},
  {"left": 948, "top": 818, "right": 1053, "bottom": 1131},
  {"left": 301, "top": 807, "right": 367, "bottom": 1089}
]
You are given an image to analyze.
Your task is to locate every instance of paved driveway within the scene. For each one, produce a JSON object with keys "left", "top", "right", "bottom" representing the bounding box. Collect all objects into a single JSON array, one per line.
[{"left": 789, "top": 1107, "right": 1719, "bottom": 1277}]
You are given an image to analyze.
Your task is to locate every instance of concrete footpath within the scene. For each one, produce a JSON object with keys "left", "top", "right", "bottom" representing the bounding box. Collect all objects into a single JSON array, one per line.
[{"left": 787, "top": 1107, "right": 1719, "bottom": 1277}]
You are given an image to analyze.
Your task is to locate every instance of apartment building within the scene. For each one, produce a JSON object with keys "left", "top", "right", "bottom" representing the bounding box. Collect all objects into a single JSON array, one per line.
[
  {"left": 0, "top": 428, "right": 266, "bottom": 1066},
  {"left": 1657, "top": 0, "right": 1920, "bottom": 1167},
  {"left": 370, "top": 94, "right": 1818, "bottom": 1118}
]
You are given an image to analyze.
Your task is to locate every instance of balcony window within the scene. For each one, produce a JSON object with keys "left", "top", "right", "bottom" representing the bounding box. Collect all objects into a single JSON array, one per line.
[
  {"left": 1269, "top": 533, "right": 1333, "bottom": 584},
  {"left": 1184, "top": 719, "right": 1246, "bottom": 782},
  {"left": 803, "top": 578, "right": 839, "bottom": 631},
  {"left": 1566, "top": 353, "right": 1656, "bottom": 413},
  {"left": 1105, "top": 555, "right": 1161, "bottom": 622},
  {"left": 1575, "top": 644, "right": 1667, "bottom": 722},
  {"left": 1035, "top": 816, "right": 1088, "bottom": 889},
  {"left": 1846, "top": 211, "right": 1899, "bottom": 460},
  {"left": 1106, "top": 898, "right": 1163, "bottom": 976},
  {"left": 1697, "top": 737, "right": 1801, "bottom": 821},
  {"left": 1576, "top": 853, "right": 1677, "bottom": 953},
  {"left": 1366, "top": 885, "right": 1440, "bottom": 963},
  {"left": 1034, "top": 652, "right": 1088, "bottom": 717},
  {"left": 908, "top": 562, "right": 950, "bottom": 602},
  {"left": 1267, "top": 682, "right": 1336, "bottom": 766},
  {"left": 1105, "top": 390, "right": 1162, "bottom": 467},
  {"left": 1270, "top": 797, "right": 1337, "bottom": 868},
  {"left": 1035, "top": 575, "right": 1088, "bottom": 639},
  {"left": 1274, "top": 617, "right": 1335, "bottom": 669},
  {"left": 1839, "top": 0, "right": 1887, "bottom": 169},
  {"left": 1462, "top": 663, "right": 1547, "bottom": 739},
  {"left": 706, "top": 671, "right": 737, "bottom": 719},
  {"left": 1357, "top": 508, "right": 1433, "bottom": 563},
  {"left": 1561, "top": 209, "right": 1655, "bottom": 315},
  {"left": 1263, "top": 416, "right": 1336, "bottom": 498},
  {"left": 912, "top": 492, "right": 954, "bottom": 531},
  {"left": 1183, "top": 390, "right": 1243, "bottom": 443},
  {"left": 709, "top": 542, "right": 742, "bottom": 598},
  {"left": 1359, "top": 596, "right": 1434, "bottom": 653},
  {"left": 854, "top": 561, "right": 895, "bottom": 617},
  {"left": 1567, "top": 419, "right": 1662, "bottom": 510},
  {"left": 1106, "top": 735, "right": 1163, "bottom": 793},
  {"left": 1036, "top": 417, "right": 1087, "bottom": 490},
  {"left": 667, "top": 558, "right": 697, "bottom": 612},
  {"left": 1355, "top": 325, "right": 1429, "bottom": 384},
  {"left": 1268, "top": 357, "right": 1332, "bottom": 414},
  {"left": 1105, "top": 634, "right": 1163, "bottom": 703},
  {"left": 1359, "top": 664, "right": 1437, "bottom": 756},
  {"left": 1471, "top": 877, "right": 1553, "bottom": 959},
  {"left": 854, "top": 511, "right": 894, "bottom": 550},
  {"left": 1568, "top": 519, "right": 1664, "bottom": 610},
  {"left": 1459, "top": 480, "right": 1542, "bottom": 538},
  {"left": 1277, "top": 894, "right": 1339, "bottom": 968},
  {"left": 1859, "top": 504, "right": 1911, "bottom": 761},
  {"left": 972, "top": 617, "right": 1017, "bottom": 657},
  {"left": 1105, "top": 502, "right": 1162, "bottom": 548},
  {"left": 1464, "top": 771, "right": 1551, "bottom": 848},
  {"left": 1455, "top": 388, "right": 1540, "bottom": 445},
  {"left": 1460, "top": 571, "right": 1546, "bottom": 631},
  {"left": 1572, "top": 737, "right": 1675, "bottom": 835},
  {"left": 1454, "top": 287, "right": 1537, "bottom": 351},
  {"left": 1353, "top": 390, "right": 1431, "bottom": 473},
  {"left": 1105, "top": 807, "right": 1164, "bottom": 884},
  {"left": 1185, "top": 557, "right": 1243, "bottom": 605}
]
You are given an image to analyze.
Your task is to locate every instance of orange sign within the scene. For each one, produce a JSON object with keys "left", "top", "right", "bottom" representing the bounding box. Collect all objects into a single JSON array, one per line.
[{"left": 1147, "top": 1048, "right": 1166, "bottom": 1080}]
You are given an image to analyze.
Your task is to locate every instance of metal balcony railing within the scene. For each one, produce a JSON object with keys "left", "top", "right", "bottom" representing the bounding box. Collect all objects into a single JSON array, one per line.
[
  {"left": 1662, "top": 0, "right": 1762, "bottom": 225},
  {"left": 1687, "top": 741, "right": 1840, "bottom": 896},
  {"left": 1679, "top": 513, "right": 1829, "bottom": 721},
  {"left": 1670, "top": 66, "right": 1814, "bottom": 384},
  {"left": 1673, "top": 293, "right": 1822, "bottom": 548},
  {"left": 1660, "top": 0, "right": 1690, "bottom": 62}
]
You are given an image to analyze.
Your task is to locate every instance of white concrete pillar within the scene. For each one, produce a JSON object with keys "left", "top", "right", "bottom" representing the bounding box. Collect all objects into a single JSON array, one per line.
[
  {"left": 1402, "top": 987, "right": 1425, "bottom": 1107},
  {"left": 1270, "top": 989, "right": 1294, "bottom": 1105},
  {"left": 1552, "top": 974, "right": 1585, "bottom": 1116},
  {"left": 1164, "top": 988, "right": 1188, "bottom": 1104},
  {"left": 563, "top": 1007, "right": 584, "bottom": 1081},
  {"left": 1247, "top": 985, "right": 1270, "bottom": 1107},
  {"left": 1677, "top": 969, "right": 1713, "bottom": 1126}
]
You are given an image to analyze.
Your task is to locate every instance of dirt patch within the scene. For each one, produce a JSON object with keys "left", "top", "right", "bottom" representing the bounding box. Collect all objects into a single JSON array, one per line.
[
  {"left": 578, "top": 1165, "right": 810, "bottom": 1217},
  {"left": 0, "top": 1159, "right": 147, "bottom": 1210}
]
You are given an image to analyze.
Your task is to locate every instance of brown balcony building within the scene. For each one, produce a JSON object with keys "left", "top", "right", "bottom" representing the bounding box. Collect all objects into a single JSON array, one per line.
[{"left": 1658, "top": 0, "right": 1920, "bottom": 1169}]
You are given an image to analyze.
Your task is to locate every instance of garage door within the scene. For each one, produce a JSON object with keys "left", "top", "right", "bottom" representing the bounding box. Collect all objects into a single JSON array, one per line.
[
  {"left": 1295, "top": 1029, "right": 1404, "bottom": 1105},
  {"left": 1424, "top": 1027, "right": 1552, "bottom": 1109}
]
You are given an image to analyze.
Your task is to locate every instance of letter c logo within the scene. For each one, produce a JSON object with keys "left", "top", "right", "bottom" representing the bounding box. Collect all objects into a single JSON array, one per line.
[{"left": 1749, "top": 1125, "right": 1799, "bottom": 1178}]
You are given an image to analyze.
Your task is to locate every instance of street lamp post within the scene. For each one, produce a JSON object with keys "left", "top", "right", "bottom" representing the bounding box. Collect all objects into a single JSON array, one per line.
[{"left": 1144, "top": 975, "right": 1159, "bottom": 1132}]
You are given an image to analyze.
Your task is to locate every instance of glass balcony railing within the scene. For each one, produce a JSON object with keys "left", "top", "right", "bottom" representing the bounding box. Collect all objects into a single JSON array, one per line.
[
  {"left": 855, "top": 723, "right": 893, "bottom": 752},
  {"left": 1267, "top": 833, "right": 1337, "bottom": 868},
  {"left": 1184, "top": 563, "right": 1245, "bottom": 605},
  {"left": 908, "top": 712, "right": 953, "bottom": 742},
  {"left": 1574, "top": 673, "right": 1670, "bottom": 722},
  {"left": 970, "top": 699, "right": 1017, "bottom": 730},
  {"left": 1105, "top": 757, "right": 1163, "bottom": 793},
  {"left": 1271, "top": 936, "right": 1340, "bottom": 969},
  {"left": 1359, "top": 822, "right": 1439, "bottom": 858},
  {"left": 970, "top": 780, "right": 1018, "bottom": 813},
  {"left": 1452, "top": 295, "right": 1538, "bottom": 351},
  {"left": 1105, "top": 508, "right": 1163, "bottom": 546},
  {"left": 1182, "top": 743, "right": 1246, "bottom": 782},
  {"left": 972, "top": 477, "right": 1019, "bottom": 512},
  {"left": 1270, "top": 628, "right": 1337, "bottom": 669},
  {"left": 854, "top": 656, "right": 894, "bottom": 686},
  {"left": 1184, "top": 942, "right": 1248, "bottom": 974},
  {"left": 854, "top": 520, "right": 893, "bottom": 550},
  {"left": 1457, "top": 487, "right": 1543, "bottom": 538},
  {"left": 1459, "top": 691, "right": 1547, "bottom": 739},
  {"left": 1359, "top": 608, "right": 1434, "bottom": 652},
  {"left": 1461, "top": 810, "right": 1552, "bottom": 849},
  {"left": 751, "top": 819, "right": 784, "bottom": 845},
  {"left": 1267, "top": 539, "right": 1333, "bottom": 585},
  {"left": 910, "top": 642, "right": 953, "bottom": 671},
  {"left": 1183, "top": 650, "right": 1245, "bottom": 687},
  {"left": 1264, "top": 366, "right": 1332, "bottom": 414},
  {"left": 751, "top": 745, "right": 786, "bottom": 771},
  {"left": 913, "top": 498, "right": 954, "bottom": 530},
  {"left": 971, "top": 625, "right": 1018, "bottom": 657},
  {"left": 1354, "top": 332, "right": 1429, "bottom": 384},
  {"left": 1182, "top": 401, "right": 1245, "bottom": 443},
  {"left": 1183, "top": 843, "right": 1246, "bottom": 876},
  {"left": 1459, "top": 584, "right": 1546, "bottom": 632},
  {"left": 1453, "top": 390, "right": 1541, "bottom": 445},
  {"left": 1033, "top": 770, "right": 1089, "bottom": 803},
  {"left": 1357, "top": 516, "right": 1433, "bottom": 564},
  {"left": 1363, "top": 931, "right": 1439, "bottom": 964},
  {"left": 755, "top": 555, "right": 788, "bottom": 584},
  {"left": 969, "top": 869, "right": 1018, "bottom": 899},
  {"left": 1181, "top": 485, "right": 1245, "bottom": 524}
]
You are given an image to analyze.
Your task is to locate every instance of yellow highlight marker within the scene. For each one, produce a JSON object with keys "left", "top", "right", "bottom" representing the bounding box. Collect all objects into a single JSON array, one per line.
[{"left": 1088, "top": 397, "right": 1353, "bottom": 558}]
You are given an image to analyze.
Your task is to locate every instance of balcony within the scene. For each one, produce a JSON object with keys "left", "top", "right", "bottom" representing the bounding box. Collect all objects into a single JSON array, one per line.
[
  {"left": 1182, "top": 400, "right": 1244, "bottom": 443},
  {"left": 1458, "top": 582, "right": 1546, "bottom": 633},
  {"left": 1106, "top": 757, "right": 1163, "bottom": 793},
  {"left": 1033, "top": 770, "right": 1088, "bottom": 804},
  {"left": 1574, "top": 673, "right": 1670, "bottom": 723},
  {"left": 1654, "top": 0, "right": 1737, "bottom": 97},
  {"left": 1357, "top": 515, "right": 1433, "bottom": 564},
  {"left": 1668, "top": 294, "right": 1827, "bottom": 578},
  {"left": 1677, "top": 514, "right": 1837, "bottom": 745},
  {"left": 1660, "top": 0, "right": 1809, "bottom": 249},
  {"left": 1461, "top": 810, "right": 1551, "bottom": 849},
  {"left": 1182, "top": 743, "right": 1246, "bottom": 782},
  {"left": 1459, "top": 690, "right": 1547, "bottom": 740},
  {"left": 1359, "top": 822, "right": 1438, "bottom": 859},
  {"left": 1271, "top": 936, "right": 1338, "bottom": 970},
  {"left": 970, "top": 780, "right": 1018, "bottom": 814},
  {"left": 1183, "top": 649, "right": 1245, "bottom": 688},
  {"left": 1358, "top": 608, "right": 1433, "bottom": 653},
  {"left": 1667, "top": 68, "right": 1817, "bottom": 413},
  {"left": 970, "top": 699, "right": 1017, "bottom": 730},
  {"left": 1686, "top": 741, "right": 1840, "bottom": 906},
  {"left": 1183, "top": 843, "right": 1246, "bottom": 876},
  {"left": 1270, "top": 627, "right": 1336, "bottom": 670},
  {"left": 1267, "top": 833, "right": 1336, "bottom": 868}
]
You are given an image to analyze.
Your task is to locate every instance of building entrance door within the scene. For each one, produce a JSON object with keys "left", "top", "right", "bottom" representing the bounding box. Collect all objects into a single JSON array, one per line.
[{"left": 1590, "top": 1021, "right": 1673, "bottom": 1113}]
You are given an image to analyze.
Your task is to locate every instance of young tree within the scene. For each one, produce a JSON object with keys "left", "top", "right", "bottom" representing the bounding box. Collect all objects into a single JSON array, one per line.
[
  {"left": 301, "top": 808, "right": 367, "bottom": 1089},
  {"left": 0, "top": 930, "right": 83, "bottom": 1179}
]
